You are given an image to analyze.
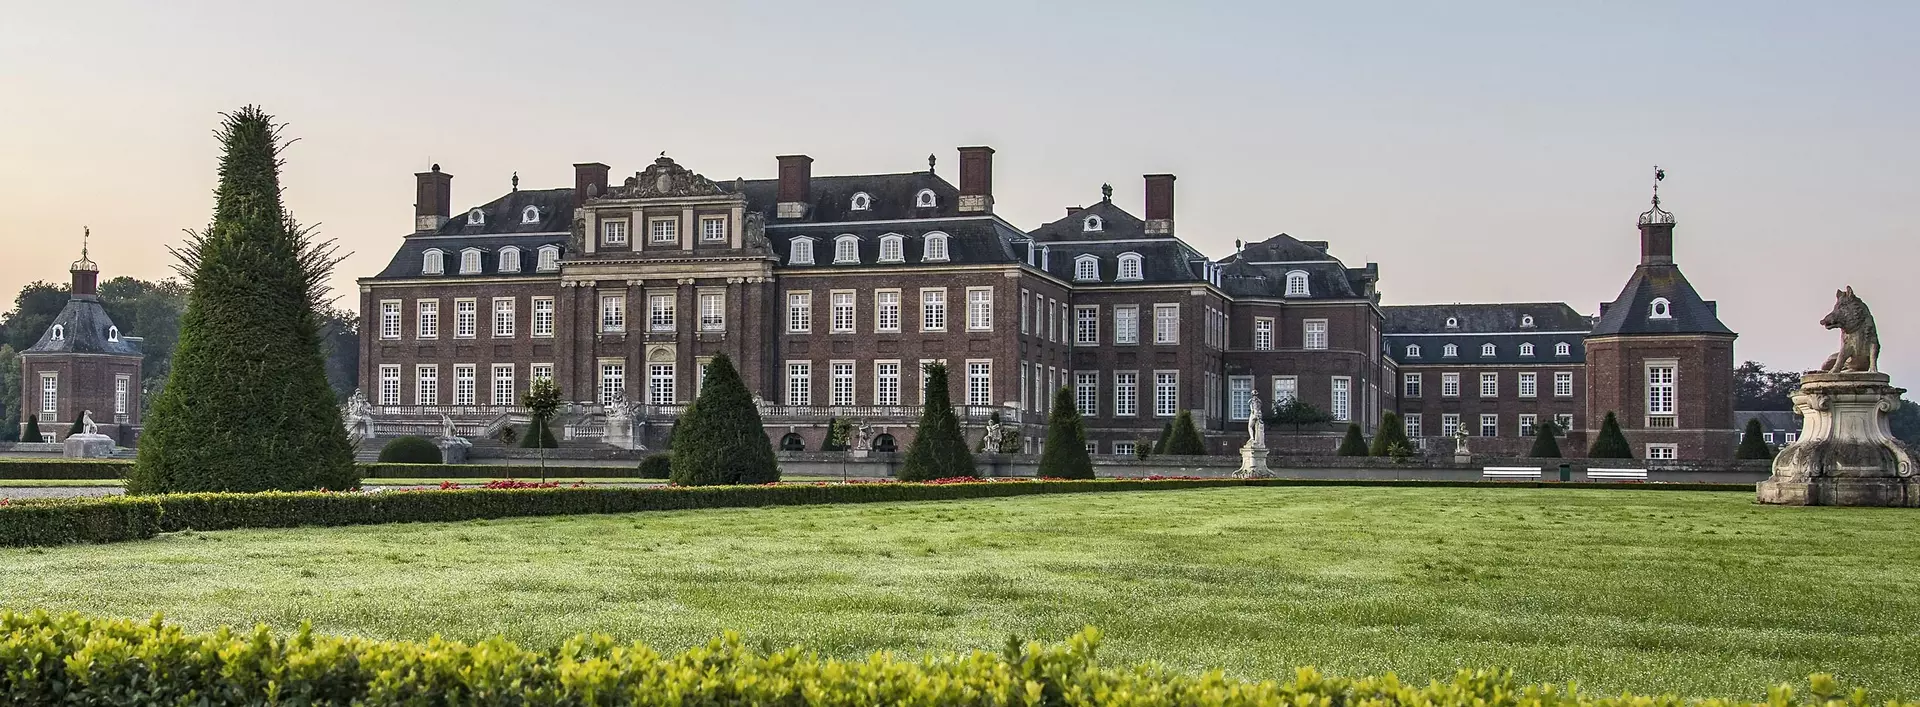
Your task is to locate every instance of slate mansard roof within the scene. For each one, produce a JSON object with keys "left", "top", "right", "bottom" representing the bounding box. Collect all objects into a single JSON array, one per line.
[
  {"left": 1382, "top": 303, "right": 1591, "bottom": 366},
  {"left": 1588, "top": 264, "right": 1733, "bottom": 337},
  {"left": 1217, "top": 234, "right": 1377, "bottom": 300},
  {"left": 1022, "top": 200, "right": 1210, "bottom": 285},
  {"left": 369, "top": 188, "right": 573, "bottom": 280},
  {"left": 769, "top": 219, "right": 1028, "bottom": 269},
  {"left": 735, "top": 172, "right": 961, "bottom": 223},
  {"left": 25, "top": 294, "right": 142, "bottom": 357}
]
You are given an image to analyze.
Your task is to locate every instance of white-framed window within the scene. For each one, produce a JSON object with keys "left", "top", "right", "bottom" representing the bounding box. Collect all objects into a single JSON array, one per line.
[
  {"left": 1285, "top": 270, "right": 1310, "bottom": 297},
  {"left": 1554, "top": 371, "right": 1574, "bottom": 397},
  {"left": 1075, "top": 371, "right": 1098, "bottom": 415},
  {"left": 1555, "top": 341, "right": 1571, "bottom": 356},
  {"left": 787, "top": 292, "right": 811, "bottom": 333},
  {"left": 1445, "top": 317, "right": 1459, "bottom": 329},
  {"left": 491, "top": 364, "right": 515, "bottom": 406},
  {"left": 1114, "top": 372, "right": 1139, "bottom": 416},
  {"left": 497, "top": 246, "right": 521, "bottom": 273},
  {"left": 1074, "top": 255, "right": 1099, "bottom": 282},
  {"left": 789, "top": 237, "right": 816, "bottom": 265},
  {"left": 1479, "top": 414, "right": 1498, "bottom": 437},
  {"left": 1481, "top": 343, "right": 1496, "bottom": 357},
  {"left": 1647, "top": 362, "right": 1676, "bottom": 416},
  {"left": 1154, "top": 371, "right": 1179, "bottom": 417},
  {"left": 1405, "top": 344, "right": 1421, "bottom": 358},
  {"left": 922, "top": 232, "right": 950, "bottom": 261},
  {"left": 830, "top": 291, "right": 856, "bottom": 333},
  {"left": 921, "top": 288, "right": 947, "bottom": 331},
  {"left": 1404, "top": 373, "right": 1422, "bottom": 398},
  {"left": 915, "top": 189, "right": 938, "bottom": 208},
  {"left": 1115, "top": 305, "right": 1139, "bottom": 345},
  {"left": 1519, "top": 414, "right": 1537, "bottom": 438},
  {"left": 601, "top": 219, "right": 628, "bottom": 246},
  {"left": 453, "top": 364, "right": 476, "bottom": 405},
  {"left": 454, "top": 299, "right": 478, "bottom": 338},
  {"left": 649, "top": 217, "right": 678, "bottom": 245},
  {"left": 701, "top": 215, "right": 728, "bottom": 242},
  {"left": 787, "top": 361, "right": 812, "bottom": 406},
  {"left": 379, "top": 300, "right": 401, "bottom": 339},
  {"left": 1556, "top": 413, "right": 1574, "bottom": 435},
  {"left": 1519, "top": 372, "right": 1538, "bottom": 398},
  {"left": 599, "top": 295, "right": 624, "bottom": 333},
  {"left": 1649, "top": 297, "right": 1672, "bottom": 319},
  {"left": 421, "top": 249, "right": 444, "bottom": 275},
  {"left": 850, "top": 192, "right": 872, "bottom": 211},
  {"left": 1272, "top": 375, "right": 1298, "bottom": 404},
  {"left": 1443, "top": 344, "right": 1458, "bottom": 357},
  {"left": 967, "top": 288, "right": 993, "bottom": 331},
  {"left": 834, "top": 235, "right": 860, "bottom": 264},
  {"left": 520, "top": 205, "right": 540, "bottom": 224},
  {"left": 597, "top": 361, "right": 624, "bottom": 404},
  {"left": 459, "top": 249, "right": 482, "bottom": 274},
  {"left": 648, "top": 294, "right": 675, "bottom": 332},
  {"left": 1647, "top": 444, "right": 1678, "bottom": 460},
  {"left": 1440, "top": 413, "right": 1460, "bottom": 438},
  {"left": 536, "top": 245, "right": 560, "bottom": 272},
  {"left": 1020, "top": 363, "right": 1029, "bottom": 411},
  {"left": 38, "top": 373, "right": 56, "bottom": 416},
  {"left": 1303, "top": 319, "right": 1328, "bottom": 350},
  {"left": 875, "top": 361, "right": 901, "bottom": 405},
  {"left": 828, "top": 361, "right": 855, "bottom": 406},
  {"left": 1786, "top": 432, "right": 1799, "bottom": 443},
  {"left": 1521, "top": 314, "right": 1536, "bottom": 328},
  {"left": 1154, "top": 304, "right": 1179, "bottom": 344},
  {"left": 1083, "top": 214, "right": 1103, "bottom": 232},
  {"left": 878, "top": 234, "right": 904, "bottom": 262},
  {"left": 1114, "top": 441, "right": 1136, "bottom": 457},
  {"left": 1404, "top": 413, "right": 1423, "bottom": 438},
  {"left": 467, "top": 208, "right": 484, "bottom": 225},
  {"left": 966, "top": 361, "right": 992, "bottom": 406},
  {"left": 1480, "top": 372, "right": 1498, "bottom": 398},
  {"left": 649, "top": 363, "right": 676, "bottom": 405},
  {"left": 1047, "top": 299, "right": 1059, "bottom": 342},
  {"left": 1074, "top": 305, "right": 1099, "bottom": 346},
  {"left": 1254, "top": 318, "right": 1274, "bottom": 350},
  {"left": 416, "top": 300, "right": 439, "bottom": 339},
  {"left": 699, "top": 291, "right": 724, "bottom": 331},
  {"left": 114, "top": 374, "right": 130, "bottom": 415},
  {"left": 1117, "top": 253, "right": 1143, "bottom": 281},
  {"left": 875, "top": 290, "right": 900, "bottom": 332},
  {"left": 492, "top": 298, "right": 516, "bottom": 337},
  {"left": 1520, "top": 342, "right": 1535, "bottom": 357},
  {"left": 1331, "top": 377, "right": 1351, "bottom": 421},
  {"left": 531, "top": 297, "right": 554, "bottom": 337},
  {"left": 415, "top": 364, "right": 438, "bottom": 405},
  {"left": 694, "top": 358, "right": 710, "bottom": 397},
  {"left": 1441, "top": 372, "right": 1461, "bottom": 397},
  {"left": 531, "top": 363, "right": 553, "bottom": 383},
  {"left": 378, "top": 365, "right": 400, "bottom": 406},
  {"left": 1228, "top": 376, "right": 1254, "bottom": 421}
]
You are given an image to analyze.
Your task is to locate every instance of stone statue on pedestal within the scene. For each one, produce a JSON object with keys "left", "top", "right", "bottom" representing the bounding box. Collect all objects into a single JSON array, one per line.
[
  {"left": 63, "top": 409, "right": 115, "bottom": 459},
  {"left": 1234, "top": 394, "right": 1274, "bottom": 478},
  {"left": 1244, "top": 393, "right": 1266, "bottom": 449},
  {"left": 80, "top": 410, "right": 98, "bottom": 436}
]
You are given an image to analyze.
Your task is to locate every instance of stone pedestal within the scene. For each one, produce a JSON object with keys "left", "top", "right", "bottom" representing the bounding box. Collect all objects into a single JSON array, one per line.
[
  {"left": 1757, "top": 372, "right": 1917, "bottom": 506},
  {"left": 1234, "top": 445, "right": 1273, "bottom": 479},
  {"left": 62, "top": 433, "right": 116, "bottom": 459},
  {"left": 438, "top": 438, "right": 471, "bottom": 464}
]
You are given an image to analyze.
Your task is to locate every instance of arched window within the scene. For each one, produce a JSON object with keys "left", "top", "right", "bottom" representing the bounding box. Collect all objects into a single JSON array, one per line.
[
  {"left": 1555, "top": 341, "right": 1571, "bottom": 356},
  {"left": 1083, "top": 215, "right": 1103, "bottom": 232},
  {"left": 459, "top": 248, "right": 483, "bottom": 274},
  {"left": 1284, "top": 270, "right": 1310, "bottom": 297},
  {"left": 1117, "top": 252, "right": 1143, "bottom": 280},
  {"left": 1443, "top": 344, "right": 1458, "bottom": 357},
  {"left": 914, "top": 189, "right": 938, "bottom": 209},
  {"left": 871, "top": 433, "right": 897, "bottom": 452},
  {"left": 850, "top": 192, "right": 872, "bottom": 211},
  {"left": 834, "top": 235, "right": 860, "bottom": 264},
  {"left": 50, "top": 325, "right": 64, "bottom": 341},
  {"left": 1481, "top": 343, "right": 1496, "bottom": 357},
  {"left": 1445, "top": 317, "right": 1459, "bottom": 329},
  {"left": 1074, "top": 254, "right": 1100, "bottom": 281},
  {"left": 789, "top": 237, "right": 816, "bottom": 265},
  {"left": 536, "top": 245, "right": 560, "bottom": 272},
  {"left": 878, "top": 234, "right": 904, "bottom": 262},
  {"left": 1039, "top": 246, "right": 1050, "bottom": 270},
  {"left": 466, "top": 208, "right": 485, "bottom": 225},
  {"left": 422, "top": 249, "right": 445, "bottom": 275},
  {"left": 922, "top": 232, "right": 950, "bottom": 262},
  {"left": 497, "top": 246, "right": 521, "bottom": 273},
  {"left": 107, "top": 326, "right": 119, "bottom": 342},
  {"left": 1520, "top": 314, "right": 1535, "bottom": 328},
  {"left": 1649, "top": 297, "right": 1672, "bottom": 319},
  {"left": 1520, "top": 342, "right": 1535, "bottom": 356},
  {"left": 521, "top": 205, "right": 540, "bottom": 224},
  {"left": 1405, "top": 344, "right": 1421, "bottom": 358},
  {"left": 779, "top": 433, "right": 806, "bottom": 451}
]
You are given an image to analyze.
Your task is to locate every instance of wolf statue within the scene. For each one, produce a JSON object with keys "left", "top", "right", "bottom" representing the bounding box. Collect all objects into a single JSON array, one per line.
[{"left": 1818, "top": 286, "right": 1880, "bottom": 374}]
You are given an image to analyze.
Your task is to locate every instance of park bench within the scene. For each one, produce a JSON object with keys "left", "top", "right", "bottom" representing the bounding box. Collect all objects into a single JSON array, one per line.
[
  {"left": 1586, "top": 468, "right": 1648, "bottom": 482},
  {"left": 1481, "top": 466, "right": 1541, "bottom": 481}
]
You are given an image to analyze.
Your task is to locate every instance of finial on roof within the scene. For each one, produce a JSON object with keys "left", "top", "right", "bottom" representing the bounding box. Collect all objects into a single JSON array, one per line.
[
  {"left": 1638, "top": 165, "right": 1676, "bottom": 225},
  {"left": 928, "top": 154, "right": 936, "bottom": 174},
  {"left": 71, "top": 226, "right": 98, "bottom": 273},
  {"left": 511, "top": 171, "right": 519, "bottom": 192},
  {"left": 1101, "top": 183, "right": 1113, "bottom": 202}
]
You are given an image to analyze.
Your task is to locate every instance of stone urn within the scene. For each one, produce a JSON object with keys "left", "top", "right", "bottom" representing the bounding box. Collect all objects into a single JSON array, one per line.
[{"left": 1757, "top": 372, "right": 1916, "bottom": 506}]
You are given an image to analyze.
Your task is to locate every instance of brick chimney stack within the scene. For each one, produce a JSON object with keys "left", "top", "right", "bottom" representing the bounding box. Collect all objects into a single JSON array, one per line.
[
  {"left": 957, "top": 146, "right": 994, "bottom": 213},
  {"left": 776, "top": 154, "right": 813, "bottom": 219},
  {"left": 414, "top": 165, "right": 452, "bottom": 233},
  {"left": 573, "top": 162, "right": 610, "bottom": 207},
  {"left": 1144, "top": 173, "right": 1176, "bottom": 235}
]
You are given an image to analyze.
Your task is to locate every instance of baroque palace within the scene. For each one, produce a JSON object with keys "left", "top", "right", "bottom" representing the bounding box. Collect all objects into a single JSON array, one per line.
[{"left": 341, "top": 146, "right": 1736, "bottom": 460}]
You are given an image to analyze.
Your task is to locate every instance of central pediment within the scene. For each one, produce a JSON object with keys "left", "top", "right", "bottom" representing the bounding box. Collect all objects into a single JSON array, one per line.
[{"left": 604, "top": 155, "right": 730, "bottom": 199}]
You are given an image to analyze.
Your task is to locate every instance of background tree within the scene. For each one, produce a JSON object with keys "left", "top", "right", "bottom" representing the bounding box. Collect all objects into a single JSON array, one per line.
[
  {"left": 1038, "top": 386, "right": 1095, "bottom": 479},
  {"left": 898, "top": 362, "right": 976, "bottom": 481},
  {"left": 0, "top": 344, "right": 18, "bottom": 441},
  {"left": 521, "top": 377, "right": 562, "bottom": 478},
  {"left": 1162, "top": 410, "right": 1207, "bottom": 455},
  {"left": 1270, "top": 397, "right": 1334, "bottom": 436},
  {"left": 1588, "top": 411, "right": 1634, "bottom": 459},
  {"left": 317, "top": 306, "right": 361, "bottom": 401},
  {"left": 130, "top": 107, "right": 357, "bottom": 495},
  {"left": 1335, "top": 423, "right": 1368, "bottom": 456},
  {"left": 1891, "top": 399, "right": 1919, "bottom": 450},
  {"left": 1736, "top": 418, "right": 1775, "bottom": 460},
  {"left": 98, "top": 277, "right": 189, "bottom": 414},
  {"left": 1370, "top": 412, "right": 1409, "bottom": 457},
  {"left": 2, "top": 282, "right": 69, "bottom": 353},
  {"left": 1529, "top": 419, "right": 1562, "bottom": 458},
  {"left": 1733, "top": 361, "right": 1800, "bottom": 411},
  {"left": 670, "top": 353, "right": 780, "bottom": 485}
]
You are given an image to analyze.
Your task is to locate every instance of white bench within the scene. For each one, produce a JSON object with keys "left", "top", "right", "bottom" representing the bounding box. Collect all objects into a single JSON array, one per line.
[
  {"left": 1587, "top": 468, "right": 1648, "bottom": 481},
  {"left": 1482, "top": 466, "right": 1542, "bottom": 481}
]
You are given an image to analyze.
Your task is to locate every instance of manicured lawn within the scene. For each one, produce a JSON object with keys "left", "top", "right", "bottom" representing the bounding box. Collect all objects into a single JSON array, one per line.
[{"left": 3, "top": 486, "right": 1917, "bottom": 698}]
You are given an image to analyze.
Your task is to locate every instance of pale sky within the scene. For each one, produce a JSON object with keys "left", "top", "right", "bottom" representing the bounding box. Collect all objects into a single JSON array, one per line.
[{"left": 2, "top": 1, "right": 1913, "bottom": 383}]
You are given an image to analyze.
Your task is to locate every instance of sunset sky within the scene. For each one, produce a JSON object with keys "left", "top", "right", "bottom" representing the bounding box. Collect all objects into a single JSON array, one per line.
[{"left": 2, "top": 1, "right": 1913, "bottom": 382}]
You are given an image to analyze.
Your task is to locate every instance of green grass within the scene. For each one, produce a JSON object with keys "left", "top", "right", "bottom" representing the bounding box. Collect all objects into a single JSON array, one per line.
[{"left": 3, "top": 486, "right": 1916, "bottom": 698}]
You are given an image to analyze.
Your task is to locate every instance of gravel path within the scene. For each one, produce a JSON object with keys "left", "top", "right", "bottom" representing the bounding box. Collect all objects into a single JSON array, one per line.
[{"left": 0, "top": 486, "right": 124, "bottom": 499}]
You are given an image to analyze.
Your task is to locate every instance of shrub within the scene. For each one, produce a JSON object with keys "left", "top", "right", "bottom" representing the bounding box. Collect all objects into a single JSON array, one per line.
[
  {"left": 21, "top": 414, "right": 41, "bottom": 443},
  {"left": 1737, "top": 418, "right": 1775, "bottom": 459},
  {"left": 0, "top": 460, "right": 130, "bottom": 480},
  {"left": 670, "top": 354, "right": 779, "bottom": 486},
  {"left": 521, "top": 378, "right": 561, "bottom": 450},
  {"left": 1530, "top": 419, "right": 1563, "bottom": 458},
  {"left": 0, "top": 497, "right": 161, "bottom": 546},
  {"left": 1134, "top": 439, "right": 1153, "bottom": 460},
  {"left": 1152, "top": 421, "right": 1173, "bottom": 454},
  {"left": 358, "top": 463, "right": 639, "bottom": 479},
  {"left": 1589, "top": 411, "right": 1634, "bottom": 459},
  {"left": 131, "top": 107, "right": 357, "bottom": 495},
  {"left": 377, "top": 436, "right": 441, "bottom": 464},
  {"left": 638, "top": 453, "right": 672, "bottom": 479},
  {"left": 518, "top": 418, "right": 559, "bottom": 449},
  {"left": 1336, "top": 423, "right": 1368, "bottom": 456},
  {"left": 898, "top": 362, "right": 976, "bottom": 481},
  {"left": 1162, "top": 410, "right": 1207, "bottom": 455},
  {"left": 1370, "top": 412, "right": 1409, "bottom": 457},
  {"left": 1038, "top": 386, "right": 1094, "bottom": 479},
  {"left": 67, "top": 412, "right": 84, "bottom": 435}
]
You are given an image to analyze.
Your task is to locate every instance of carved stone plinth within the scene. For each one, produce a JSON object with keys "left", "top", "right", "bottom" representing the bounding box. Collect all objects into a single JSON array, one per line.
[
  {"left": 1234, "top": 445, "right": 1273, "bottom": 479},
  {"left": 1757, "top": 372, "right": 1917, "bottom": 506},
  {"left": 62, "top": 433, "right": 116, "bottom": 459},
  {"left": 437, "top": 438, "right": 471, "bottom": 464}
]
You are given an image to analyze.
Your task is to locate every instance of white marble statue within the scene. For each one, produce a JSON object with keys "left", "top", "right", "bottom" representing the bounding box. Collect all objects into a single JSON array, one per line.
[
  {"left": 80, "top": 409, "right": 99, "bottom": 436},
  {"left": 1244, "top": 393, "right": 1265, "bottom": 448}
]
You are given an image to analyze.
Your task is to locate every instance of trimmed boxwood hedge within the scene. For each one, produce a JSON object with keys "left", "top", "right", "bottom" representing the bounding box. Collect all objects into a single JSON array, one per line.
[
  {"left": 0, "top": 611, "right": 1896, "bottom": 707},
  {"left": 359, "top": 462, "right": 645, "bottom": 479},
  {"left": 0, "top": 460, "right": 132, "bottom": 480}
]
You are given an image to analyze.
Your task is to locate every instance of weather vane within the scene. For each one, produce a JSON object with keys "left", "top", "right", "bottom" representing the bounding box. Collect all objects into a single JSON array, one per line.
[
  {"left": 1101, "top": 183, "right": 1113, "bottom": 201},
  {"left": 511, "top": 171, "right": 519, "bottom": 192},
  {"left": 82, "top": 226, "right": 90, "bottom": 259},
  {"left": 927, "top": 154, "right": 936, "bottom": 174},
  {"left": 1651, "top": 165, "right": 1665, "bottom": 206}
]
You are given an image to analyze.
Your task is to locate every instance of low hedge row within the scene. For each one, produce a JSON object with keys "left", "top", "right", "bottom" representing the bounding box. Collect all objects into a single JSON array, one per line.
[
  {"left": 1, "top": 611, "right": 1895, "bottom": 706},
  {"left": 359, "top": 462, "right": 647, "bottom": 479},
  {"left": 0, "top": 459, "right": 132, "bottom": 480}
]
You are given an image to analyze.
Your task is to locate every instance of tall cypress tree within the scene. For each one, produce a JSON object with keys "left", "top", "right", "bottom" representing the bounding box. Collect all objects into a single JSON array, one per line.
[
  {"left": 1736, "top": 418, "right": 1774, "bottom": 459},
  {"left": 670, "top": 353, "right": 779, "bottom": 485},
  {"left": 130, "top": 107, "right": 355, "bottom": 494},
  {"left": 1038, "top": 386, "right": 1095, "bottom": 479},
  {"left": 898, "top": 362, "right": 976, "bottom": 481},
  {"left": 1163, "top": 410, "right": 1208, "bottom": 455},
  {"left": 1588, "top": 411, "right": 1634, "bottom": 459},
  {"left": 1529, "top": 419, "right": 1563, "bottom": 458},
  {"left": 1153, "top": 421, "right": 1174, "bottom": 454}
]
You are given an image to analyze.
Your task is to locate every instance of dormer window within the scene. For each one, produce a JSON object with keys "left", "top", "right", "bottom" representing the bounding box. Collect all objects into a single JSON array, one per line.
[
  {"left": 1481, "top": 343, "right": 1497, "bottom": 357},
  {"left": 914, "top": 189, "right": 938, "bottom": 208},
  {"left": 1445, "top": 317, "right": 1459, "bottom": 329},
  {"left": 1443, "top": 344, "right": 1458, "bottom": 357},
  {"left": 422, "top": 249, "right": 445, "bottom": 275},
  {"left": 1284, "top": 270, "right": 1310, "bottom": 297},
  {"left": 1405, "top": 344, "right": 1421, "bottom": 358},
  {"left": 521, "top": 206, "right": 540, "bottom": 224},
  {"left": 459, "top": 248, "right": 483, "bottom": 275},
  {"left": 850, "top": 192, "right": 872, "bottom": 211},
  {"left": 878, "top": 234, "right": 904, "bottom": 262},
  {"left": 107, "top": 326, "right": 119, "bottom": 342},
  {"left": 1555, "top": 341, "right": 1571, "bottom": 356},
  {"left": 1520, "top": 314, "right": 1535, "bottom": 328},
  {"left": 789, "top": 237, "right": 816, "bottom": 265},
  {"left": 1649, "top": 297, "right": 1672, "bottom": 319},
  {"left": 922, "top": 232, "right": 950, "bottom": 262},
  {"left": 497, "top": 246, "right": 521, "bottom": 273},
  {"left": 1074, "top": 254, "right": 1100, "bottom": 282},
  {"left": 1083, "top": 215, "right": 1103, "bottom": 232},
  {"left": 1039, "top": 246, "right": 1049, "bottom": 271},
  {"left": 466, "top": 208, "right": 485, "bottom": 226},
  {"left": 834, "top": 235, "right": 860, "bottom": 264},
  {"left": 50, "top": 325, "right": 64, "bottom": 341},
  {"left": 1520, "top": 342, "right": 1535, "bottom": 356},
  {"left": 1117, "top": 252, "right": 1143, "bottom": 281},
  {"left": 536, "top": 245, "right": 560, "bottom": 272}
]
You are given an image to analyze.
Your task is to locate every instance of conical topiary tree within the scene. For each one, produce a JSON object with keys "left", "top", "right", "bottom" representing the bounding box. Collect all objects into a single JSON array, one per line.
[
  {"left": 22, "top": 414, "right": 42, "bottom": 443},
  {"left": 129, "top": 107, "right": 356, "bottom": 495},
  {"left": 898, "top": 363, "right": 977, "bottom": 481},
  {"left": 68, "top": 412, "right": 85, "bottom": 435},
  {"left": 1370, "top": 412, "right": 1410, "bottom": 456},
  {"left": 1588, "top": 411, "right": 1634, "bottom": 459},
  {"left": 1163, "top": 410, "right": 1208, "bottom": 455},
  {"left": 1737, "top": 418, "right": 1774, "bottom": 459},
  {"left": 1336, "top": 423, "right": 1368, "bottom": 456},
  {"left": 1038, "top": 386, "right": 1095, "bottom": 479},
  {"left": 1529, "top": 418, "right": 1562, "bottom": 458},
  {"left": 670, "top": 353, "right": 779, "bottom": 485},
  {"left": 1153, "top": 420, "right": 1174, "bottom": 454}
]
